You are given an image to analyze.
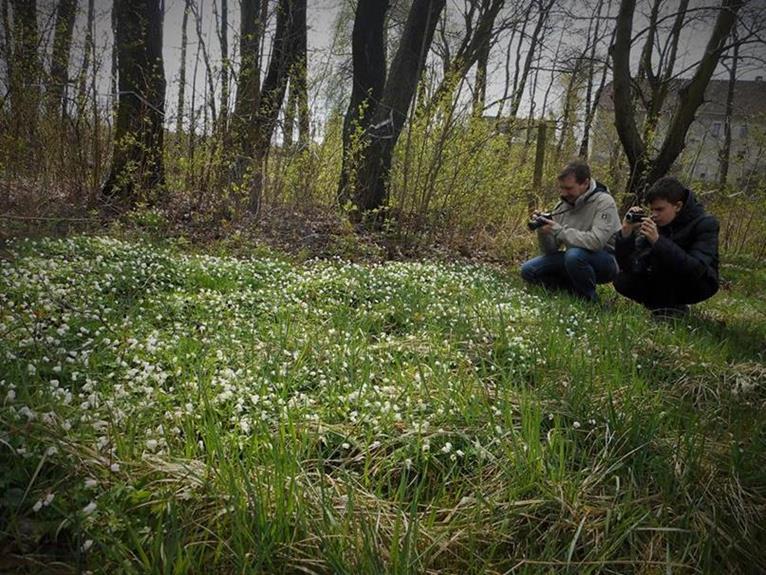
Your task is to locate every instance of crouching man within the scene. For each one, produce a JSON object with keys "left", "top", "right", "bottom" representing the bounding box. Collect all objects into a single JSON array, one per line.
[
  {"left": 613, "top": 176, "right": 719, "bottom": 315},
  {"left": 520, "top": 160, "right": 621, "bottom": 302}
]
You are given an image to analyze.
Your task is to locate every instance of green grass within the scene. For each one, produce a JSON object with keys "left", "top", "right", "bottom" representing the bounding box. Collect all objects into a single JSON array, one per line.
[{"left": 1, "top": 236, "right": 764, "bottom": 574}]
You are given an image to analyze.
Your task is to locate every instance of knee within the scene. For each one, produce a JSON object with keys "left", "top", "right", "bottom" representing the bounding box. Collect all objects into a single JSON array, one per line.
[
  {"left": 520, "top": 260, "right": 537, "bottom": 283},
  {"left": 613, "top": 272, "right": 643, "bottom": 301},
  {"left": 564, "top": 248, "right": 588, "bottom": 268},
  {"left": 612, "top": 273, "right": 630, "bottom": 295}
]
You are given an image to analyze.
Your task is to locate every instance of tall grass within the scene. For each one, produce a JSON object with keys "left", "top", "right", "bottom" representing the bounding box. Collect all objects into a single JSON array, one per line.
[{"left": 1, "top": 236, "right": 764, "bottom": 573}]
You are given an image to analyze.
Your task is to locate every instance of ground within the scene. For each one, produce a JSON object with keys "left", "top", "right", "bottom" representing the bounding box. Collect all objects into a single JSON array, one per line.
[{"left": 1, "top": 235, "right": 764, "bottom": 574}]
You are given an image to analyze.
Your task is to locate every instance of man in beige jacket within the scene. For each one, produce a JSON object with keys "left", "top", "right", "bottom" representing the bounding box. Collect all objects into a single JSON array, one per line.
[{"left": 520, "top": 160, "right": 621, "bottom": 302}]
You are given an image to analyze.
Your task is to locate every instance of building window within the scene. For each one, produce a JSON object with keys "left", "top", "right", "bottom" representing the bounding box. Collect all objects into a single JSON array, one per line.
[
  {"left": 739, "top": 124, "right": 748, "bottom": 138},
  {"left": 711, "top": 122, "right": 721, "bottom": 137}
]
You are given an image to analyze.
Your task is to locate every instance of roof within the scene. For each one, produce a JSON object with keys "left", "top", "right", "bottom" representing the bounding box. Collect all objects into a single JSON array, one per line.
[{"left": 598, "top": 78, "right": 766, "bottom": 119}]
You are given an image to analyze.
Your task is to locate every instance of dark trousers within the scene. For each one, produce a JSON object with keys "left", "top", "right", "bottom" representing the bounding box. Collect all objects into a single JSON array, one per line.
[
  {"left": 613, "top": 270, "right": 718, "bottom": 310},
  {"left": 520, "top": 248, "right": 618, "bottom": 302}
]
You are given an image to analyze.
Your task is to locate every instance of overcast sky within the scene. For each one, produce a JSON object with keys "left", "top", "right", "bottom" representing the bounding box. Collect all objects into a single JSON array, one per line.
[{"left": 62, "top": 0, "right": 766, "bottom": 134}]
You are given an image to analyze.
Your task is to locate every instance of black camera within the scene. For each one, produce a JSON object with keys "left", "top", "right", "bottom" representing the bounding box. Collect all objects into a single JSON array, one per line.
[
  {"left": 527, "top": 212, "right": 553, "bottom": 231},
  {"left": 625, "top": 210, "right": 646, "bottom": 224}
]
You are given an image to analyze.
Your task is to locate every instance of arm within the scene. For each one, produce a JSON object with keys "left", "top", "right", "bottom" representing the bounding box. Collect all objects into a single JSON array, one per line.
[
  {"left": 534, "top": 201, "right": 564, "bottom": 255},
  {"left": 552, "top": 196, "right": 622, "bottom": 251},
  {"left": 537, "top": 229, "right": 559, "bottom": 254},
  {"left": 614, "top": 230, "right": 637, "bottom": 269},
  {"left": 651, "top": 217, "right": 719, "bottom": 278}
]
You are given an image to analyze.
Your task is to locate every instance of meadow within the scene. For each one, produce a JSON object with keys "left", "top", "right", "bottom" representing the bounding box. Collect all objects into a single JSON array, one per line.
[{"left": 1, "top": 235, "right": 764, "bottom": 573}]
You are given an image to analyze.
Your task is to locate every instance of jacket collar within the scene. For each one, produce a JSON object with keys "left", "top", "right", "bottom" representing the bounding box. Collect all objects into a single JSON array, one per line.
[{"left": 569, "top": 179, "right": 598, "bottom": 208}]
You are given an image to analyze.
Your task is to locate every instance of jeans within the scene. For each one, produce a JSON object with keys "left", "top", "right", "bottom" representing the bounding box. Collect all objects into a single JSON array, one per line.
[{"left": 520, "top": 247, "right": 618, "bottom": 302}]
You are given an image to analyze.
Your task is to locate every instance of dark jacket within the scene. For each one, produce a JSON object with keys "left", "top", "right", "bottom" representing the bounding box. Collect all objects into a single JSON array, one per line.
[{"left": 614, "top": 189, "right": 719, "bottom": 284}]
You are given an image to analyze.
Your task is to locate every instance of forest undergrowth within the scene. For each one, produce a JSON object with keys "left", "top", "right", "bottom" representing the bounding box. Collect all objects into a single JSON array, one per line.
[{"left": 1, "top": 235, "right": 764, "bottom": 574}]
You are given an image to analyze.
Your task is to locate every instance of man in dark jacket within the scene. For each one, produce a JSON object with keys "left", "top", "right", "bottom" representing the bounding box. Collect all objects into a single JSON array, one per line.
[{"left": 613, "top": 176, "right": 719, "bottom": 314}]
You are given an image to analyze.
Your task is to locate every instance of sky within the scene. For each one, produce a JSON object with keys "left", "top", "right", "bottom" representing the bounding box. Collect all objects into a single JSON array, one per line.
[{"left": 34, "top": 0, "right": 766, "bottom": 135}]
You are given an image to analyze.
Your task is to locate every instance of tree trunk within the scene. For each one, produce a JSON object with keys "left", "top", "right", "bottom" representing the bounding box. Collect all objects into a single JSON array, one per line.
[
  {"left": 188, "top": 19, "right": 202, "bottom": 185},
  {"left": 76, "top": 0, "right": 94, "bottom": 115},
  {"left": 539, "top": 26, "right": 564, "bottom": 119},
  {"left": 47, "top": 0, "right": 77, "bottom": 119},
  {"left": 648, "top": 0, "right": 743, "bottom": 186},
  {"left": 1, "top": 1, "right": 11, "bottom": 84},
  {"left": 176, "top": 0, "right": 190, "bottom": 139},
  {"left": 352, "top": 0, "right": 446, "bottom": 219},
  {"left": 612, "top": 0, "right": 743, "bottom": 201},
  {"left": 233, "top": 0, "right": 266, "bottom": 156},
  {"left": 472, "top": 28, "right": 491, "bottom": 117},
  {"left": 215, "top": 0, "right": 229, "bottom": 133},
  {"left": 578, "top": 52, "right": 611, "bottom": 159},
  {"left": 280, "top": 0, "right": 309, "bottom": 149},
  {"left": 190, "top": 0, "right": 217, "bottom": 128},
  {"left": 293, "top": 0, "right": 309, "bottom": 148},
  {"left": 101, "top": 0, "right": 166, "bottom": 213},
  {"left": 283, "top": 78, "right": 296, "bottom": 147},
  {"left": 509, "top": 2, "right": 533, "bottom": 115},
  {"left": 496, "top": 18, "right": 518, "bottom": 119},
  {"left": 577, "top": 0, "right": 608, "bottom": 158},
  {"left": 611, "top": 0, "right": 648, "bottom": 192},
  {"left": 510, "top": 0, "right": 555, "bottom": 117},
  {"left": 9, "top": 0, "right": 40, "bottom": 153},
  {"left": 556, "top": 61, "right": 583, "bottom": 164},
  {"left": 427, "top": 0, "right": 504, "bottom": 113},
  {"left": 337, "top": 0, "right": 389, "bottom": 205},
  {"left": 718, "top": 25, "right": 738, "bottom": 190},
  {"left": 247, "top": 0, "right": 305, "bottom": 213}
]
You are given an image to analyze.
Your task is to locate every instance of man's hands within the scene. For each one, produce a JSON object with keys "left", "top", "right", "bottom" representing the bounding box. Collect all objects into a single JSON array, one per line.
[
  {"left": 533, "top": 212, "right": 556, "bottom": 234},
  {"left": 621, "top": 207, "right": 659, "bottom": 244},
  {"left": 639, "top": 217, "right": 659, "bottom": 244},
  {"left": 621, "top": 207, "right": 643, "bottom": 238}
]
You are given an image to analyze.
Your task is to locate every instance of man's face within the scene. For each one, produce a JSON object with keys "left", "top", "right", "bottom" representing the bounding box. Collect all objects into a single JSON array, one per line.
[
  {"left": 649, "top": 198, "right": 683, "bottom": 227},
  {"left": 558, "top": 175, "right": 590, "bottom": 204}
]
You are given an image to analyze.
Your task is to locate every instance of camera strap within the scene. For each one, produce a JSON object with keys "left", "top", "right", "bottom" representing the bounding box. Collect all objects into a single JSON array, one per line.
[{"left": 547, "top": 205, "right": 574, "bottom": 218}]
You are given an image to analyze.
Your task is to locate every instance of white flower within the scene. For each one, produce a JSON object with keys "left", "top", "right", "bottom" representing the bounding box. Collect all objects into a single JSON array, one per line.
[
  {"left": 573, "top": 421, "right": 581, "bottom": 429},
  {"left": 84, "top": 478, "right": 98, "bottom": 489},
  {"left": 81, "top": 539, "right": 94, "bottom": 552},
  {"left": 82, "top": 501, "right": 97, "bottom": 515},
  {"left": 5, "top": 389, "right": 15, "bottom": 402},
  {"left": 110, "top": 463, "right": 120, "bottom": 472},
  {"left": 44, "top": 493, "right": 55, "bottom": 506},
  {"left": 27, "top": 364, "right": 36, "bottom": 375},
  {"left": 32, "top": 500, "right": 43, "bottom": 512},
  {"left": 341, "top": 442, "right": 350, "bottom": 450},
  {"left": 145, "top": 439, "right": 158, "bottom": 451},
  {"left": 441, "top": 442, "right": 452, "bottom": 454}
]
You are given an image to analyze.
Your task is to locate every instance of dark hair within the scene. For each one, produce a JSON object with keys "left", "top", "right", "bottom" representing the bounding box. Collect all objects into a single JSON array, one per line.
[
  {"left": 558, "top": 160, "right": 591, "bottom": 184},
  {"left": 646, "top": 176, "right": 688, "bottom": 204}
]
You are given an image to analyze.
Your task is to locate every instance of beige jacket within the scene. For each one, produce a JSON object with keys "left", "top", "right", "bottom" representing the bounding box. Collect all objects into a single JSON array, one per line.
[{"left": 538, "top": 180, "right": 621, "bottom": 254}]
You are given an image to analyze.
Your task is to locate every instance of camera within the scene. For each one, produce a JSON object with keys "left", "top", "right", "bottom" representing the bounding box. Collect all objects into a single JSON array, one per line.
[
  {"left": 625, "top": 210, "right": 646, "bottom": 224},
  {"left": 527, "top": 212, "right": 553, "bottom": 231}
]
